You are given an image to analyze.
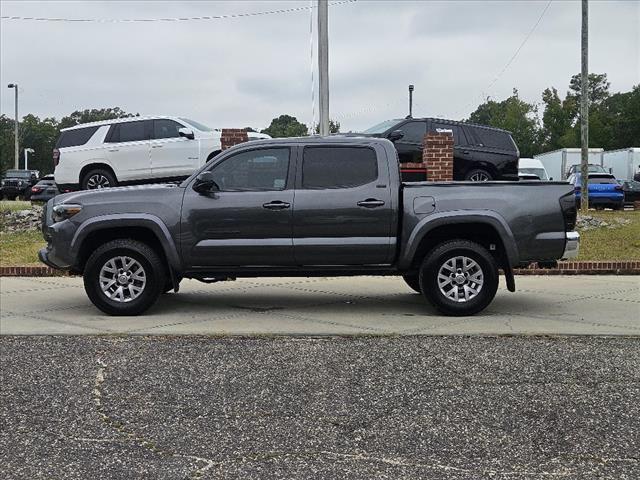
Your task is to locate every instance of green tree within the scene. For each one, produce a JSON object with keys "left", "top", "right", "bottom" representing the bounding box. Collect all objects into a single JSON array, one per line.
[
  {"left": 18, "top": 114, "right": 60, "bottom": 174},
  {"left": 602, "top": 85, "right": 640, "bottom": 148},
  {"left": 541, "top": 87, "right": 577, "bottom": 150},
  {"left": 261, "top": 115, "right": 308, "bottom": 138},
  {"left": 468, "top": 89, "right": 541, "bottom": 157},
  {"left": 314, "top": 119, "right": 341, "bottom": 134},
  {"left": 58, "top": 107, "right": 137, "bottom": 129}
]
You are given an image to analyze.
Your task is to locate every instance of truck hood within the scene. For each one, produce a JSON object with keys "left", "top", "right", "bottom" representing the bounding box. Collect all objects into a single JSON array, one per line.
[{"left": 54, "top": 183, "right": 183, "bottom": 206}]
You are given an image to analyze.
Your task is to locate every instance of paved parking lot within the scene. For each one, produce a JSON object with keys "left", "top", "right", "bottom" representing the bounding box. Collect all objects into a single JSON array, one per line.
[
  {"left": 1, "top": 335, "right": 639, "bottom": 479},
  {"left": 1, "top": 275, "right": 638, "bottom": 335}
]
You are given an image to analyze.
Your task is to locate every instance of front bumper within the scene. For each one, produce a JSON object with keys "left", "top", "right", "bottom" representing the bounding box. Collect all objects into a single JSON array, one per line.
[
  {"left": 39, "top": 247, "right": 71, "bottom": 270},
  {"left": 562, "top": 231, "right": 580, "bottom": 260}
]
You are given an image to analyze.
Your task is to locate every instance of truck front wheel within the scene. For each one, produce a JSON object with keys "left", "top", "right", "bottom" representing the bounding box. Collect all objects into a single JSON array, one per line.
[
  {"left": 83, "top": 239, "right": 166, "bottom": 316},
  {"left": 419, "top": 240, "right": 499, "bottom": 316}
]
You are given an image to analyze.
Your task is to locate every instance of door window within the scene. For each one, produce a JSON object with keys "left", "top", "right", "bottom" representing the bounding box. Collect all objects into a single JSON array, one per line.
[
  {"left": 472, "top": 128, "right": 514, "bottom": 150},
  {"left": 397, "top": 121, "right": 427, "bottom": 144},
  {"left": 153, "top": 119, "right": 183, "bottom": 139},
  {"left": 211, "top": 148, "right": 290, "bottom": 191},
  {"left": 302, "top": 146, "right": 378, "bottom": 189},
  {"left": 430, "top": 122, "right": 468, "bottom": 146},
  {"left": 105, "top": 121, "right": 149, "bottom": 143}
]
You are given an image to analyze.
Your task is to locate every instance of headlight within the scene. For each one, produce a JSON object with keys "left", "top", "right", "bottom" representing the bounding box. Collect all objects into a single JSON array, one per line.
[
  {"left": 0, "top": 180, "right": 4, "bottom": 186},
  {"left": 18, "top": 180, "right": 23, "bottom": 186},
  {"left": 52, "top": 204, "right": 83, "bottom": 223}
]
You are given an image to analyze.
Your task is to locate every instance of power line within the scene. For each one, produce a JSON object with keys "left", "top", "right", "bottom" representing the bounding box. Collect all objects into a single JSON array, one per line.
[
  {"left": 454, "top": 0, "right": 553, "bottom": 118},
  {"left": 484, "top": 0, "right": 553, "bottom": 92},
  {"left": 0, "top": 0, "right": 356, "bottom": 23}
]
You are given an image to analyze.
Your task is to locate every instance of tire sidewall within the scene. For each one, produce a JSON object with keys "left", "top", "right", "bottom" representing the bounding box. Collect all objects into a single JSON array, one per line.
[
  {"left": 420, "top": 242, "right": 498, "bottom": 316},
  {"left": 84, "top": 244, "right": 163, "bottom": 315},
  {"left": 465, "top": 169, "right": 493, "bottom": 181}
]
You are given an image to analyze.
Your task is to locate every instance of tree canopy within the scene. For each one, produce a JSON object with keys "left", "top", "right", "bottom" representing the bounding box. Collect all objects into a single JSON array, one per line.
[{"left": 260, "top": 115, "right": 309, "bottom": 138}]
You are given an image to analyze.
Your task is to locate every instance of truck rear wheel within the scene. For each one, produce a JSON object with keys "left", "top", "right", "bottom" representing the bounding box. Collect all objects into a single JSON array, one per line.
[
  {"left": 82, "top": 168, "right": 117, "bottom": 190},
  {"left": 402, "top": 274, "right": 422, "bottom": 293},
  {"left": 83, "top": 239, "right": 165, "bottom": 316},
  {"left": 419, "top": 240, "right": 498, "bottom": 316}
]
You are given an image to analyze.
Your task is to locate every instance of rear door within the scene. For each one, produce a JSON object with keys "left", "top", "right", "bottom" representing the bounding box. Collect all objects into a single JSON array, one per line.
[
  {"left": 292, "top": 144, "right": 394, "bottom": 266},
  {"left": 104, "top": 120, "right": 152, "bottom": 181},
  {"left": 150, "top": 119, "right": 200, "bottom": 179}
]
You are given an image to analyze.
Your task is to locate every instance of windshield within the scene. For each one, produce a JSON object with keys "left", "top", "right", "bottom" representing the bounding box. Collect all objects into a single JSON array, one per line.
[
  {"left": 519, "top": 168, "right": 548, "bottom": 180},
  {"left": 362, "top": 119, "right": 402, "bottom": 134},
  {"left": 571, "top": 164, "right": 607, "bottom": 174},
  {"left": 179, "top": 118, "right": 213, "bottom": 132},
  {"left": 4, "top": 170, "right": 32, "bottom": 178}
]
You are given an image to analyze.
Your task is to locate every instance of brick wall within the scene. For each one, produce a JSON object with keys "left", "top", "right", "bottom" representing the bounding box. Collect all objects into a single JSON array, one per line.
[
  {"left": 422, "top": 131, "right": 454, "bottom": 181},
  {"left": 221, "top": 129, "right": 249, "bottom": 150}
]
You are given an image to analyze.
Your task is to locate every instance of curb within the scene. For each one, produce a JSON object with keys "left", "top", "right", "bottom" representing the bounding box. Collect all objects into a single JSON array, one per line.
[{"left": 1, "top": 261, "right": 639, "bottom": 277}]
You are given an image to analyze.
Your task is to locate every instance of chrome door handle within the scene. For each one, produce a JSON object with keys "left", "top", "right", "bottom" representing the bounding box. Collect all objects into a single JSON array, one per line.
[
  {"left": 108, "top": 149, "right": 119, "bottom": 152},
  {"left": 263, "top": 201, "right": 291, "bottom": 210},
  {"left": 151, "top": 145, "right": 163, "bottom": 148},
  {"left": 357, "top": 199, "right": 385, "bottom": 208}
]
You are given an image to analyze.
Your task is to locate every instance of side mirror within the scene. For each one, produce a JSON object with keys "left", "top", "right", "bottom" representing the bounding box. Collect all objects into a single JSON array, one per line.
[
  {"left": 388, "top": 130, "right": 404, "bottom": 142},
  {"left": 193, "top": 171, "right": 219, "bottom": 194},
  {"left": 178, "top": 127, "right": 195, "bottom": 140}
]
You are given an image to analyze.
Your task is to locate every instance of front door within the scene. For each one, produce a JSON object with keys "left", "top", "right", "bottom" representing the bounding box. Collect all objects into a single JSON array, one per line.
[
  {"left": 292, "top": 144, "right": 394, "bottom": 266},
  {"left": 181, "top": 146, "right": 296, "bottom": 267},
  {"left": 150, "top": 119, "right": 200, "bottom": 179}
]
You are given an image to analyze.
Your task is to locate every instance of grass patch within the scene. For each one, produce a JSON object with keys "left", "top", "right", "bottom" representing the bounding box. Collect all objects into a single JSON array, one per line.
[
  {"left": 0, "top": 200, "right": 32, "bottom": 213},
  {"left": 0, "top": 230, "right": 45, "bottom": 266},
  {"left": 577, "top": 210, "right": 640, "bottom": 261}
]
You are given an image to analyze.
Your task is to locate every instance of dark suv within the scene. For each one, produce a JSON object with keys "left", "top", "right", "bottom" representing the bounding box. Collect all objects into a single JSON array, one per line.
[
  {"left": 1, "top": 169, "right": 40, "bottom": 200},
  {"left": 360, "top": 118, "right": 519, "bottom": 181}
]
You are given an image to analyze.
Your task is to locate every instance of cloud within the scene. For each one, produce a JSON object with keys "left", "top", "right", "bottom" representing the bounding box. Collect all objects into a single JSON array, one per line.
[{"left": 1, "top": 0, "right": 638, "bottom": 133}]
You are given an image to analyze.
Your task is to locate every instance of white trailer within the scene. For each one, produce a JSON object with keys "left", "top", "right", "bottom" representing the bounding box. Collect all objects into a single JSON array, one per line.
[
  {"left": 534, "top": 148, "right": 604, "bottom": 181},
  {"left": 602, "top": 148, "right": 640, "bottom": 180}
]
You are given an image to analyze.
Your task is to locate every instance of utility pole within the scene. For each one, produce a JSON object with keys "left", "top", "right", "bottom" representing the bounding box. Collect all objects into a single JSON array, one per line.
[
  {"left": 408, "top": 85, "right": 414, "bottom": 118},
  {"left": 7, "top": 83, "right": 19, "bottom": 169},
  {"left": 318, "top": 0, "right": 329, "bottom": 136},
  {"left": 580, "top": 0, "right": 589, "bottom": 213}
]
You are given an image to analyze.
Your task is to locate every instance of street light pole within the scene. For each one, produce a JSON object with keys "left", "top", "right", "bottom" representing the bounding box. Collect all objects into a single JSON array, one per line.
[
  {"left": 580, "top": 0, "right": 589, "bottom": 213},
  {"left": 7, "top": 83, "right": 19, "bottom": 170},
  {"left": 318, "top": 0, "right": 329, "bottom": 136}
]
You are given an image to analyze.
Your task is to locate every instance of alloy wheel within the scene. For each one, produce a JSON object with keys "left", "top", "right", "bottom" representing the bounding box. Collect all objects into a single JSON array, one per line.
[
  {"left": 437, "top": 255, "right": 484, "bottom": 303},
  {"left": 99, "top": 256, "right": 146, "bottom": 303},
  {"left": 468, "top": 171, "right": 491, "bottom": 182},
  {"left": 86, "top": 174, "right": 111, "bottom": 189}
]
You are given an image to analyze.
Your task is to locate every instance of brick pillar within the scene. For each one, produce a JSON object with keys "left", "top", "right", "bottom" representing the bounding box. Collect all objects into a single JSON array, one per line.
[
  {"left": 422, "top": 131, "right": 454, "bottom": 181},
  {"left": 221, "top": 129, "right": 249, "bottom": 150}
]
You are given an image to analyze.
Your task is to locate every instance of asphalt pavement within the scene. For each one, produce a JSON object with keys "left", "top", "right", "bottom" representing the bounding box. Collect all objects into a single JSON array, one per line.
[
  {"left": 1, "top": 336, "right": 639, "bottom": 479},
  {"left": 1, "top": 275, "right": 639, "bottom": 335}
]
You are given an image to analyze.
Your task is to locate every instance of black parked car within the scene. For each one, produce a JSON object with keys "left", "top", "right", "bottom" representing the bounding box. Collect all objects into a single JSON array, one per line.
[
  {"left": 359, "top": 118, "right": 519, "bottom": 181},
  {"left": 30, "top": 175, "right": 59, "bottom": 203},
  {"left": 1, "top": 169, "right": 40, "bottom": 200},
  {"left": 618, "top": 179, "right": 640, "bottom": 206}
]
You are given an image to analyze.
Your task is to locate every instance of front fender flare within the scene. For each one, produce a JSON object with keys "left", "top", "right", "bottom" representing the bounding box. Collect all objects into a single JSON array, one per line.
[
  {"left": 398, "top": 210, "right": 519, "bottom": 271},
  {"left": 70, "top": 213, "right": 182, "bottom": 274}
]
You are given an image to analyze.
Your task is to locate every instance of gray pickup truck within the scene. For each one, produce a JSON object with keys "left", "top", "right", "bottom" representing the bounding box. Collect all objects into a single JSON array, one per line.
[{"left": 40, "top": 137, "right": 579, "bottom": 316}]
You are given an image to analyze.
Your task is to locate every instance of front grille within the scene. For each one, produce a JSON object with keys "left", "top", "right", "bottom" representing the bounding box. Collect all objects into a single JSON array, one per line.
[{"left": 4, "top": 180, "right": 20, "bottom": 187}]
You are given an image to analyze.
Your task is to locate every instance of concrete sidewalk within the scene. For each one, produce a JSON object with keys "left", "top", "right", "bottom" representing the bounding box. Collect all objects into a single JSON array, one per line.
[{"left": 0, "top": 275, "right": 638, "bottom": 335}]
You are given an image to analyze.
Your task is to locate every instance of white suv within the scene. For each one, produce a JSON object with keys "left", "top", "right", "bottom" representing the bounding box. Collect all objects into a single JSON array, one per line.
[{"left": 54, "top": 116, "right": 227, "bottom": 190}]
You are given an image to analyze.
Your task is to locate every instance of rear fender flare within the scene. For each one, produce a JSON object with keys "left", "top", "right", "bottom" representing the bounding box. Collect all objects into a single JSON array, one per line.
[{"left": 398, "top": 210, "right": 519, "bottom": 270}]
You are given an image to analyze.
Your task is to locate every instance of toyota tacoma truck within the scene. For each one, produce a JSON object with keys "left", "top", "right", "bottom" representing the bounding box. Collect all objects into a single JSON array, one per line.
[{"left": 39, "top": 137, "right": 579, "bottom": 316}]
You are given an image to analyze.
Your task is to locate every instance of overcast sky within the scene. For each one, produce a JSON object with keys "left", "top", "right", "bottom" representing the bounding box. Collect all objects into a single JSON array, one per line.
[{"left": 1, "top": 0, "right": 638, "bottom": 132}]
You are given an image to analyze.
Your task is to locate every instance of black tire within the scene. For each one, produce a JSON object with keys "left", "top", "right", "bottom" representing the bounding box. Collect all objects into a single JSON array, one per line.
[
  {"left": 81, "top": 168, "right": 117, "bottom": 190},
  {"left": 402, "top": 274, "right": 422, "bottom": 293},
  {"left": 464, "top": 169, "right": 493, "bottom": 182},
  {"left": 419, "top": 240, "right": 499, "bottom": 316},
  {"left": 83, "top": 239, "right": 166, "bottom": 316}
]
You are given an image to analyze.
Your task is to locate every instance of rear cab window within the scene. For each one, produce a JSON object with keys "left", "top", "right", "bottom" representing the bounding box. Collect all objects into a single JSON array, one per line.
[
  {"left": 302, "top": 146, "right": 378, "bottom": 189},
  {"left": 56, "top": 126, "right": 99, "bottom": 148}
]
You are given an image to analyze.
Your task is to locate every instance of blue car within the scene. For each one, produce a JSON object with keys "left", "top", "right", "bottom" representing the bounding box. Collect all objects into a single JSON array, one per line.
[{"left": 568, "top": 173, "right": 624, "bottom": 210}]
